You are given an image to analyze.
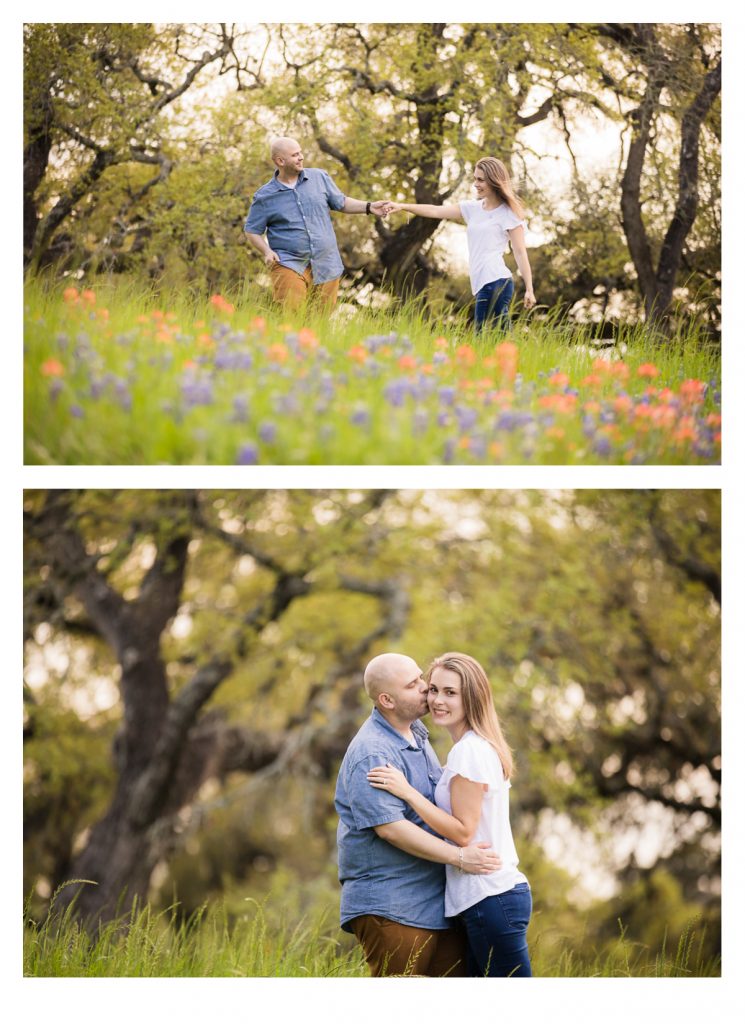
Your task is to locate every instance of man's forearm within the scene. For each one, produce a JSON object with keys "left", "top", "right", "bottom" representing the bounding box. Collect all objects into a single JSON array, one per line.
[
  {"left": 342, "top": 197, "right": 368, "bottom": 214},
  {"left": 245, "top": 231, "right": 274, "bottom": 257},
  {"left": 374, "top": 820, "right": 458, "bottom": 866}
]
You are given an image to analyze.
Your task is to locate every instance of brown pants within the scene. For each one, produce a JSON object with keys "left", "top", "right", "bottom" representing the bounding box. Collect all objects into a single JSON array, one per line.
[
  {"left": 350, "top": 915, "right": 467, "bottom": 977},
  {"left": 270, "top": 262, "right": 340, "bottom": 311}
]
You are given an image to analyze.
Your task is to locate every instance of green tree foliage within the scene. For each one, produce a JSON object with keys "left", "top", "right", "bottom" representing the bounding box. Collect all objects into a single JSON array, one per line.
[
  {"left": 592, "top": 24, "right": 721, "bottom": 329},
  {"left": 24, "top": 23, "right": 720, "bottom": 332},
  {"left": 24, "top": 489, "right": 720, "bottom": 958},
  {"left": 23, "top": 23, "right": 252, "bottom": 270}
]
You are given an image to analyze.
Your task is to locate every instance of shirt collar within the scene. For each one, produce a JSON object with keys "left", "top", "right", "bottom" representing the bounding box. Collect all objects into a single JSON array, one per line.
[
  {"left": 371, "top": 706, "right": 429, "bottom": 747},
  {"left": 272, "top": 168, "right": 308, "bottom": 188}
]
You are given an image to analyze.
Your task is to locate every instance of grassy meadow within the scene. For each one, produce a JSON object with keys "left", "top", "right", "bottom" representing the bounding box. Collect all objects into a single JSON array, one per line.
[
  {"left": 23, "top": 888, "right": 719, "bottom": 978},
  {"left": 24, "top": 277, "right": 721, "bottom": 466}
]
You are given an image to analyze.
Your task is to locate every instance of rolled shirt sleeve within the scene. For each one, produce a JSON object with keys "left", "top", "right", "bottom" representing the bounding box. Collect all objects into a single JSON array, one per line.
[
  {"left": 321, "top": 170, "right": 346, "bottom": 212},
  {"left": 345, "top": 754, "right": 408, "bottom": 830},
  {"left": 244, "top": 195, "right": 268, "bottom": 235}
]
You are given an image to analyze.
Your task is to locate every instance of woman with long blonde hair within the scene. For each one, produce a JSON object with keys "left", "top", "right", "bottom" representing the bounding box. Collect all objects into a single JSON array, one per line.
[
  {"left": 368, "top": 652, "right": 532, "bottom": 977},
  {"left": 387, "top": 158, "right": 535, "bottom": 333}
]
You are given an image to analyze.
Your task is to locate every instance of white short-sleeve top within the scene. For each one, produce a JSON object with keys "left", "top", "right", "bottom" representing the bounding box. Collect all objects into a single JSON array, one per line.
[
  {"left": 434, "top": 730, "right": 527, "bottom": 917},
  {"left": 459, "top": 199, "right": 525, "bottom": 295}
]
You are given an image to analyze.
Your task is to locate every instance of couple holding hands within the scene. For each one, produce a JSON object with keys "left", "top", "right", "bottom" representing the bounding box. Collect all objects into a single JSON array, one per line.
[{"left": 244, "top": 136, "right": 536, "bottom": 330}]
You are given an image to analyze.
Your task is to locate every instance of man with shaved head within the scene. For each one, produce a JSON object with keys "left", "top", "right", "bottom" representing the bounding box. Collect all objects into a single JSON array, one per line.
[
  {"left": 335, "top": 652, "right": 501, "bottom": 976},
  {"left": 244, "top": 136, "right": 391, "bottom": 310}
]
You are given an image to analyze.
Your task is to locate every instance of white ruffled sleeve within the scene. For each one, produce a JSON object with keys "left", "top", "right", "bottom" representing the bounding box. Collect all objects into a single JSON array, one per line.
[
  {"left": 502, "top": 207, "right": 525, "bottom": 231},
  {"left": 459, "top": 199, "right": 478, "bottom": 223},
  {"left": 443, "top": 733, "right": 505, "bottom": 790}
]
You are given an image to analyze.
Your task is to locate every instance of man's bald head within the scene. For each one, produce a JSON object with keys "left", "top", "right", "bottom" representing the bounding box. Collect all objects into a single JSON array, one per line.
[
  {"left": 364, "top": 653, "right": 422, "bottom": 700},
  {"left": 270, "top": 136, "right": 301, "bottom": 163}
]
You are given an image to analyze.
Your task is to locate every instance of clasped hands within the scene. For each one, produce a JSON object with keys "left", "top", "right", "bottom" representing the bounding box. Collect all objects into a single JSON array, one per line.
[{"left": 369, "top": 200, "right": 404, "bottom": 217}]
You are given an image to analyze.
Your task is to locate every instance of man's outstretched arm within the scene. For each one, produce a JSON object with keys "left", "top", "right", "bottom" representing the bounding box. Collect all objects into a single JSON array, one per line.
[{"left": 374, "top": 820, "right": 501, "bottom": 874}]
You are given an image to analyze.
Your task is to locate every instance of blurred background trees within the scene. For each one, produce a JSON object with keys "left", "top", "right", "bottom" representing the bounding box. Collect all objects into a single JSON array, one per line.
[
  {"left": 23, "top": 489, "right": 721, "bottom": 961},
  {"left": 23, "top": 23, "right": 721, "bottom": 335}
]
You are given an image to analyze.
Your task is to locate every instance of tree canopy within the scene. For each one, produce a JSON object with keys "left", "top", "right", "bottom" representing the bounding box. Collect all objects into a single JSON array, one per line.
[{"left": 23, "top": 23, "right": 721, "bottom": 332}]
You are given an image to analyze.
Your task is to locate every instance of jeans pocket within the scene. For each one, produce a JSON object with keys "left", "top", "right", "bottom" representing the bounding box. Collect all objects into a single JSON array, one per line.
[{"left": 497, "top": 886, "right": 532, "bottom": 930}]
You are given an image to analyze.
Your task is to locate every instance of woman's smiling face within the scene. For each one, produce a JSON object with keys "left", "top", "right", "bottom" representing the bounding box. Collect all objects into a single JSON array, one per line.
[
  {"left": 473, "top": 168, "right": 494, "bottom": 200},
  {"left": 428, "top": 666, "right": 467, "bottom": 734}
]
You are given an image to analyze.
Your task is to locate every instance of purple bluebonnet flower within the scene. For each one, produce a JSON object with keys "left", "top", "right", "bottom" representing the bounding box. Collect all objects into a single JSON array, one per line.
[
  {"left": 582, "top": 416, "right": 597, "bottom": 437},
  {"left": 273, "top": 393, "right": 300, "bottom": 416},
  {"left": 236, "top": 443, "right": 259, "bottom": 465},
  {"left": 384, "top": 378, "right": 410, "bottom": 407},
  {"left": 433, "top": 352, "right": 448, "bottom": 365},
  {"left": 593, "top": 436, "right": 612, "bottom": 457},
  {"left": 319, "top": 373, "right": 336, "bottom": 400},
  {"left": 232, "top": 396, "right": 250, "bottom": 422},
  {"left": 49, "top": 380, "right": 63, "bottom": 402},
  {"left": 350, "top": 405, "right": 370, "bottom": 427},
  {"left": 181, "top": 375, "right": 215, "bottom": 408},
  {"left": 438, "top": 386, "right": 456, "bottom": 406},
  {"left": 437, "top": 411, "right": 450, "bottom": 428},
  {"left": 214, "top": 348, "right": 236, "bottom": 370},
  {"left": 69, "top": 403, "right": 84, "bottom": 418},
  {"left": 415, "top": 375, "right": 436, "bottom": 398},
  {"left": 258, "top": 421, "right": 277, "bottom": 443},
  {"left": 495, "top": 409, "right": 517, "bottom": 430},
  {"left": 363, "top": 334, "right": 388, "bottom": 353},
  {"left": 455, "top": 405, "right": 478, "bottom": 432},
  {"left": 469, "top": 434, "right": 487, "bottom": 459},
  {"left": 115, "top": 384, "right": 132, "bottom": 412}
]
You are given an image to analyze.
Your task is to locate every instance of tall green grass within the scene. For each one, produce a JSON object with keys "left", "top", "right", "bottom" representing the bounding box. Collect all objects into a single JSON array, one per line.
[{"left": 23, "top": 883, "right": 720, "bottom": 978}]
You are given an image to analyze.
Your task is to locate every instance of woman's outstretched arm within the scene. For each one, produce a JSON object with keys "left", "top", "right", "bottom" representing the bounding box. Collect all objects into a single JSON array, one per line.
[
  {"left": 368, "top": 764, "right": 483, "bottom": 845},
  {"left": 388, "top": 202, "right": 463, "bottom": 222}
]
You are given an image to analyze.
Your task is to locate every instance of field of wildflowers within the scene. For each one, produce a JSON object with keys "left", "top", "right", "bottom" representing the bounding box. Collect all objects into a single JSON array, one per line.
[{"left": 24, "top": 280, "right": 722, "bottom": 465}]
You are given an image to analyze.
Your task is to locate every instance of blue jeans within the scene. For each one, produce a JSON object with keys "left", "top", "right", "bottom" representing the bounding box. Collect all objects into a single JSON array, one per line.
[
  {"left": 460, "top": 882, "right": 532, "bottom": 977},
  {"left": 474, "top": 277, "right": 514, "bottom": 334}
]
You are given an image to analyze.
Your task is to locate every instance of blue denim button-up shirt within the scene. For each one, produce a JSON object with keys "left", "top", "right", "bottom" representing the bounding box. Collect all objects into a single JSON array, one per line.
[
  {"left": 244, "top": 168, "right": 346, "bottom": 284},
  {"left": 335, "top": 707, "right": 447, "bottom": 932}
]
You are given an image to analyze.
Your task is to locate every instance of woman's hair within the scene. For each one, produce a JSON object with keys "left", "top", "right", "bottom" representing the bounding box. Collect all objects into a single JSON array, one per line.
[
  {"left": 475, "top": 157, "right": 525, "bottom": 220},
  {"left": 426, "top": 652, "right": 514, "bottom": 780}
]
